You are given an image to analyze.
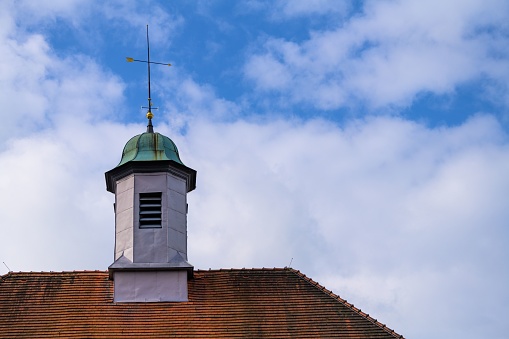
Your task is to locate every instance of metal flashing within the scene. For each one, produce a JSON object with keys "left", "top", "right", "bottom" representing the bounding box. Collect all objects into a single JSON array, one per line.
[
  {"left": 105, "top": 160, "right": 197, "bottom": 193},
  {"left": 108, "top": 253, "right": 193, "bottom": 279}
]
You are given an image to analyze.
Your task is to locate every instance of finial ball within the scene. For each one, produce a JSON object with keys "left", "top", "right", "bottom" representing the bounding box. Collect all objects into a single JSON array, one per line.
[{"left": 146, "top": 111, "right": 154, "bottom": 119}]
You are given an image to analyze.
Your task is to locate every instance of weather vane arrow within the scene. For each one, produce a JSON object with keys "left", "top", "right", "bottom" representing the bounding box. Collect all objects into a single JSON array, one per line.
[{"left": 126, "top": 24, "right": 172, "bottom": 133}]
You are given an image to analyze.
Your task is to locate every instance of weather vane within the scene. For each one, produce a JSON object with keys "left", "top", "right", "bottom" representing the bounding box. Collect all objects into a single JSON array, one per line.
[{"left": 126, "top": 25, "right": 172, "bottom": 133}]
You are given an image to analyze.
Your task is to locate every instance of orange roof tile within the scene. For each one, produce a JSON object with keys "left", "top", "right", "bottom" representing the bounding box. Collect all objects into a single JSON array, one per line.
[{"left": 0, "top": 268, "right": 403, "bottom": 338}]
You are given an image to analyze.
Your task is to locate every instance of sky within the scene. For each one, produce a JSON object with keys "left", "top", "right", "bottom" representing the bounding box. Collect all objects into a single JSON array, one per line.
[{"left": 0, "top": 1, "right": 508, "bottom": 338}]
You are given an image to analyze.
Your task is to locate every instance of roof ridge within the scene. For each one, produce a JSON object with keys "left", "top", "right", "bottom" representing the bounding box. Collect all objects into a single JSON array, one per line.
[
  {"left": 195, "top": 267, "right": 286, "bottom": 273},
  {"left": 2, "top": 270, "right": 108, "bottom": 275},
  {"left": 286, "top": 267, "right": 404, "bottom": 339},
  {"left": 6, "top": 268, "right": 291, "bottom": 275}
]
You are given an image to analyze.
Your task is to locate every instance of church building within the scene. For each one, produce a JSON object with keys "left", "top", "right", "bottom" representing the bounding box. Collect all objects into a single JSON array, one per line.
[
  {"left": 0, "top": 30, "right": 404, "bottom": 337},
  {"left": 0, "top": 116, "right": 404, "bottom": 338}
]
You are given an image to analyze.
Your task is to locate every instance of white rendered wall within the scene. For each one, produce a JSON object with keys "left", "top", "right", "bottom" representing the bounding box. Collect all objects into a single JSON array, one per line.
[
  {"left": 114, "top": 172, "right": 188, "bottom": 264},
  {"left": 113, "top": 270, "right": 188, "bottom": 302},
  {"left": 114, "top": 175, "right": 135, "bottom": 261},
  {"left": 166, "top": 172, "right": 188, "bottom": 261}
]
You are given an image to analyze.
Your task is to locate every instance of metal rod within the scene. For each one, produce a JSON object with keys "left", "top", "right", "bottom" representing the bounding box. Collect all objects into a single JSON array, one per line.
[
  {"left": 3, "top": 262, "right": 11, "bottom": 272},
  {"left": 125, "top": 25, "right": 172, "bottom": 133},
  {"left": 147, "top": 25, "right": 151, "bottom": 111}
]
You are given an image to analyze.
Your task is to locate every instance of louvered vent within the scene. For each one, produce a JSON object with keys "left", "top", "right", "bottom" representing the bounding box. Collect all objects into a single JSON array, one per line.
[{"left": 139, "top": 192, "right": 162, "bottom": 228}]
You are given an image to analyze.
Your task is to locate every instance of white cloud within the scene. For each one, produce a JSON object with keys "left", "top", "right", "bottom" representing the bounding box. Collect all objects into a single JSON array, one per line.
[
  {"left": 2, "top": 112, "right": 508, "bottom": 339},
  {"left": 0, "top": 31, "right": 52, "bottom": 139},
  {"left": 242, "top": 0, "right": 351, "bottom": 20},
  {"left": 7, "top": 0, "right": 184, "bottom": 55},
  {"left": 1, "top": 2, "right": 508, "bottom": 339},
  {"left": 99, "top": 1, "right": 185, "bottom": 47},
  {"left": 0, "top": 4, "right": 126, "bottom": 142},
  {"left": 180, "top": 114, "right": 509, "bottom": 339},
  {"left": 0, "top": 0, "right": 133, "bottom": 270},
  {"left": 245, "top": 52, "right": 292, "bottom": 90},
  {"left": 244, "top": 0, "right": 509, "bottom": 110},
  {"left": 156, "top": 72, "right": 242, "bottom": 128},
  {"left": 13, "top": 0, "right": 90, "bottom": 24},
  {"left": 274, "top": 0, "right": 350, "bottom": 18}
]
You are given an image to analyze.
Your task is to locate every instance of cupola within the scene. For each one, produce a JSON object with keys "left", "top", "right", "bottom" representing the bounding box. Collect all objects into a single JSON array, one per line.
[
  {"left": 105, "top": 126, "right": 197, "bottom": 302},
  {"left": 105, "top": 25, "right": 197, "bottom": 302}
]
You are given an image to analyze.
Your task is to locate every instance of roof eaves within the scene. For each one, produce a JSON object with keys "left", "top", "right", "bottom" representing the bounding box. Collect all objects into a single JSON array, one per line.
[
  {"left": 0, "top": 271, "right": 10, "bottom": 283},
  {"left": 286, "top": 267, "right": 405, "bottom": 339}
]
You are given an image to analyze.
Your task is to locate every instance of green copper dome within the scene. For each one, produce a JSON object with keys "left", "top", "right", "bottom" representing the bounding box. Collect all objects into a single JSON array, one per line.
[{"left": 117, "top": 132, "right": 184, "bottom": 167}]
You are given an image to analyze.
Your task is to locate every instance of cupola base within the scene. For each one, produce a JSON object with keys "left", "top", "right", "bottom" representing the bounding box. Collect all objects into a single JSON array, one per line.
[{"left": 109, "top": 254, "right": 193, "bottom": 302}]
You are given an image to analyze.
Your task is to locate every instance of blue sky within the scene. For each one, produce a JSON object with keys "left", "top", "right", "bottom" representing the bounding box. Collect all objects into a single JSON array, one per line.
[{"left": 1, "top": 1, "right": 509, "bottom": 338}]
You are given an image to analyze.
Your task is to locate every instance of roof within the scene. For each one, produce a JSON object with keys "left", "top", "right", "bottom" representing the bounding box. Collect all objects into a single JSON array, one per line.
[
  {"left": 117, "top": 132, "right": 184, "bottom": 167},
  {"left": 105, "top": 131, "right": 197, "bottom": 194},
  {"left": 0, "top": 268, "right": 403, "bottom": 338}
]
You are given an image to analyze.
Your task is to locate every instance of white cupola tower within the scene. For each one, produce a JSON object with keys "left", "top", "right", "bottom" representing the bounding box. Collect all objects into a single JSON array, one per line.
[
  {"left": 105, "top": 126, "right": 196, "bottom": 302},
  {"left": 105, "top": 25, "right": 197, "bottom": 302}
]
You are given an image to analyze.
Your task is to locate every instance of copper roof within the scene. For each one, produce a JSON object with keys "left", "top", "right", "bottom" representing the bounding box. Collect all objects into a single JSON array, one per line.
[{"left": 0, "top": 268, "right": 403, "bottom": 338}]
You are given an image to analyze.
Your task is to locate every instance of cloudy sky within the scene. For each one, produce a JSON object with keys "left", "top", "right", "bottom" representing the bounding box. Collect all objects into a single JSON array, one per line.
[{"left": 1, "top": 1, "right": 509, "bottom": 338}]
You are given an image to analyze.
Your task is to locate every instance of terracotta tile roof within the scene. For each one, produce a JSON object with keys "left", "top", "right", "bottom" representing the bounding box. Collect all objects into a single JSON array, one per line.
[{"left": 0, "top": 268, "right": 403, "bottom": 338}]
